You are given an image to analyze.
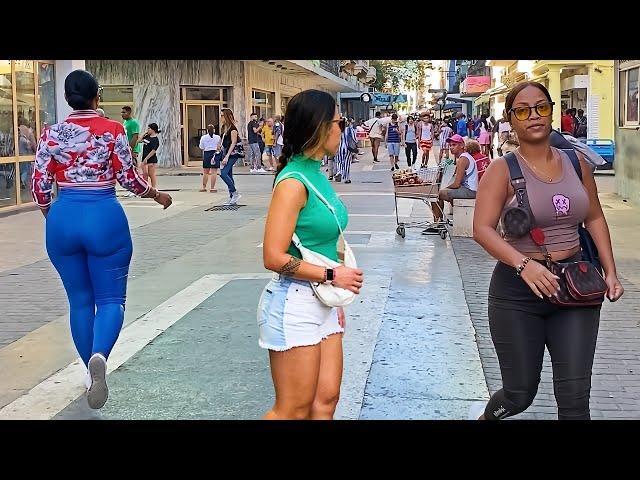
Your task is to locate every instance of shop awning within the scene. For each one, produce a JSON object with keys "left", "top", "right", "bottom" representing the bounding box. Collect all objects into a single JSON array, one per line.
[
  {"left": 528, "top": 72, "right": 548, "bottom": 84},
  {"left": 487, "top": 85, "right": 510, "bottom": 97},
  {"left": 474, "top": 92, "right": 490, "bottom": 104},
  {"left": 432, "top": 103, "right": 464, "bottom": 112}
]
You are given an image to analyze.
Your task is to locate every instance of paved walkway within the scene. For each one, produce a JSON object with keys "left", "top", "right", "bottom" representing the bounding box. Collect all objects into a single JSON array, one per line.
[
  {"left": 1, "top": 144, "right": 636, "bottom": 420},
  {"left": 0, "top": 147, "right": 489, "bottom": 419}
]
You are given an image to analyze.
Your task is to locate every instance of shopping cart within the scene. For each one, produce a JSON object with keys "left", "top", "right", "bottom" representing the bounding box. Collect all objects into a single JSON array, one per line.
[{"left": 393, "top": 165, "right": 451, "bottom": 239}]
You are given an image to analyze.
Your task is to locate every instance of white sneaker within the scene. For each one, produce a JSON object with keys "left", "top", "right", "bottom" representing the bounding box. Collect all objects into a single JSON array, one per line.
[
  {"left": 468, "top": 400, "right": 487, "bottom": 420},
  {"left": 249, "top": 168, "right": 256, "bottom": 173},
  {"left": 257, "top": 168, "right": 267, "bottom": 173},
  {"left": 125, "top": 192, "right": 136, "bottom": 198},
  {"left": 87, "top": 353, "right": 108, "bottom": 409},
  {"left": 229, "top": 192, "right": 242, "bottom": 205},
  {"left": 223, "top": 197, "right": 233, "bottom": 206}
]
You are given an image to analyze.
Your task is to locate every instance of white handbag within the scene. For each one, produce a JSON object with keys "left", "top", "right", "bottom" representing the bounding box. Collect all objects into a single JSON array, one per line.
[{"left": 278, "top": 172, "right": 358, "bottom": 308}]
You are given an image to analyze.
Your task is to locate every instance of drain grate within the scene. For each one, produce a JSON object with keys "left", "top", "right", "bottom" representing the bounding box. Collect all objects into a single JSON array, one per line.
[{"left": 206, "top": 204, "right": 246, "bottom": 211}]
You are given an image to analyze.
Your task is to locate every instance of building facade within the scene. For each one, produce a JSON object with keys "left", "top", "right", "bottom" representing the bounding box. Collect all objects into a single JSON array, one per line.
[
  {"left": 614, "top": 60, "right": 640, "bottom": 206},
  {"left": 0, "top": 60, "right": 58, "bottom": 211},
  {"left": 0, "top": 60, "right": 371, "bottom": 211},
  {"left": 479, "top": 60, "right": 614, "bottom": 139}
]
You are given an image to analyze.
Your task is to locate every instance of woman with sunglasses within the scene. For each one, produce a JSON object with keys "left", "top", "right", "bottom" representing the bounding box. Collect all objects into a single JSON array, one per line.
[
  {"left": 471, "top": 81, "right": 624, "bottom": 420},
  {"left": 259, "top": 89, "right": 364, "bottom": 419}
]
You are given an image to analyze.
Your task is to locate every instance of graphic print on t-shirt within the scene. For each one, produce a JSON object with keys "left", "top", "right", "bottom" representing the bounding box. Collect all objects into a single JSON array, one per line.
[{"left": 553, "top": 194, "right": 571, "bottom": 217}]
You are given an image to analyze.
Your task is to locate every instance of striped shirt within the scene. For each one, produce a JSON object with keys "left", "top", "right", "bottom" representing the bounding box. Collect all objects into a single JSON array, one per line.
[
  {"left": 439, "top": 125, "right": 453, "bottom": 146},
  {"left": 387, "top": 122, "right": 401, "bottom": 143}
]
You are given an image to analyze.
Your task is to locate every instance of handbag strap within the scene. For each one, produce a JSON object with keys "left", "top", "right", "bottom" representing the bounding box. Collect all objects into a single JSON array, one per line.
[
  {"left": 276, "top": 171, "right": 345, "bottom": 237},
  {"left": 504, "top": 151, "right": 552, "bottom": 261}
]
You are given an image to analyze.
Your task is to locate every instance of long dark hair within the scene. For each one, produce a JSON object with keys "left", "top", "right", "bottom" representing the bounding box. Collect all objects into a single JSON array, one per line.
[
  {"left": 220, "top": 108, "right": 237, "bottom": 133},
  {"left": 64, "top": 70, "right": 99, "bottom": 110},
  {"left": 275, "top": 89, "right": 336, "bottom": 180}
]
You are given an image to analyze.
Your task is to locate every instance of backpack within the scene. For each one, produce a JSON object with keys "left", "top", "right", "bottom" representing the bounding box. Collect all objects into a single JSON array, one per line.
[
  {"left": 574, "top": 116, "right": 587, "bottom": 138},
  {"left": 549, "top": 130, "right": 606, "bottom": 168},
  {"left": 548, "top": 130, "right": 605, "bottom": 271}
]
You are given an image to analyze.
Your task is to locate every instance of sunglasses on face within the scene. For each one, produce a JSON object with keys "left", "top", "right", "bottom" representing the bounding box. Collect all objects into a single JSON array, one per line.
[{"left": 509, "top": 102, "right": 555, "bottom": 121}]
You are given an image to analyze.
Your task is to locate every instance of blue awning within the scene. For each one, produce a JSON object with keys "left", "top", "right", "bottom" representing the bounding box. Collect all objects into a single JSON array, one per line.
[
  {"left": 432, "top": 103, "right": 463, "bottom": 111},
  {"left": 372, "top": 93, "right": 408, "bottom": 106}
]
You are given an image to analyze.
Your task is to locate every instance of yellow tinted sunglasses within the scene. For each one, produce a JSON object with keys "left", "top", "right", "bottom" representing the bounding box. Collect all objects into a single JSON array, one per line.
[{"left": 509, "top": 102, "right": 555, "bottom": 121}]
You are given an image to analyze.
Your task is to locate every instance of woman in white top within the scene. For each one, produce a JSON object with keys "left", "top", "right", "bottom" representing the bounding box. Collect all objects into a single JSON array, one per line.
[{"left": 199, "top": 124, "right": 221, "bottom": 192}]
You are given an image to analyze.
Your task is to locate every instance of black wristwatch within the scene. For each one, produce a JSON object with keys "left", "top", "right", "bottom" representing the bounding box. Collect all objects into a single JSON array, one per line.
[{"left": 325, "top": 268, "right": 335, "bottom": 284}]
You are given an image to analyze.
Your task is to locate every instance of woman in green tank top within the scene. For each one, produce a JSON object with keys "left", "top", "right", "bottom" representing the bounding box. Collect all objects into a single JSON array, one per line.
[{"left": 259, "top": 90, "right": 365, "bottom": 420}]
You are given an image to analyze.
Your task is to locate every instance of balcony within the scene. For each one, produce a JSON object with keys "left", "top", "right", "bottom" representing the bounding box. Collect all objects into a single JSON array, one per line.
[
  {"left": 365, "top": 65, "right": 376, "bottom": 84},
  {"left": 319, "top": 60, "right": 340, "bottom": 76},
  {"left": 460, "top": 75, "right": 491, "bottom": 96},
  {"left": 340, "top": 59, "right": 356, "bottom": 74},
  {"left": 353, "top": 60, "right": 368, "bottom": 77}
]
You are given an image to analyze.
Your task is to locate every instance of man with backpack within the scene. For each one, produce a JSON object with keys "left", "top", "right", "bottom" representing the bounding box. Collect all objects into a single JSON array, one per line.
[{"left": 574, "top": 109, "right": 588, "bottom": 138}]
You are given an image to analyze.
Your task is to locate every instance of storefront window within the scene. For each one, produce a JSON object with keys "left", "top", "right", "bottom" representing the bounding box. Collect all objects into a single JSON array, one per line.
[
  {"left": 0, "top": 163, "right": 17, "bottom": 208},
  {"left": 252, "top": 89, "right": 274, "bottom": 119},
  {"left": 38, "top": 62, "right": 56, "bottom": 132},
  {"left": 185, "top": 87, "right": 221, "bottom": 101},
  {"left": 15, "top": 60, "right": 37, "bottom": 156},
  {"left": 0, "top": 60, "right": 14, "bottom": 158},
  {"left": 626, "top": 67, "right": 639, "bottom": 124},
  {"left": 281, "top": 96, "right": 290, "bottom": 115},
  {"left": 19, "top": 162, "right": 33, "bottom": 204},
  {"left": 99, "top": 85, "right": 134, "bottom": 121}
]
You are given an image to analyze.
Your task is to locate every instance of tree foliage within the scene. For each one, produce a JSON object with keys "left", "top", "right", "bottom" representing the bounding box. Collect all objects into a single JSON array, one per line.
[{"left": 370, "top": 60, "right": 434, "bottom": 93}]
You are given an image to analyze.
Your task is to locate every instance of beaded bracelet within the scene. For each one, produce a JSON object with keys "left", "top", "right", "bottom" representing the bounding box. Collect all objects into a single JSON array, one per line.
[{"left": 515, "top": 257, "right": 532, "bottom": 277}]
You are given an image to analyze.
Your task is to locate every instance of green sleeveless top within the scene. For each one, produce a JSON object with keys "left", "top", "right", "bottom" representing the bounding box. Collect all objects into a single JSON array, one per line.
[{"left": 274, "top": 154, "right": 348, "bottom": 262}]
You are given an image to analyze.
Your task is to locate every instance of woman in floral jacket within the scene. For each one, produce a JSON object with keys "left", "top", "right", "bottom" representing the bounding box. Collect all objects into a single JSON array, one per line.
[{"left": 31, "top": 70, "right": 172, "bottom": 410}]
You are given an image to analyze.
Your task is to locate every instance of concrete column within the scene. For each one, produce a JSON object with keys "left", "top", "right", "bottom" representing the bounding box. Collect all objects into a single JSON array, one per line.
[
  {"left": 54, "top": 60, "right": 86, "bottom": 120},
  {"left": 588, "top": 61, "right": 614, "bottom": 140},
  {"left": 546, "top": 65, "right": 562, "bottom": 130}
]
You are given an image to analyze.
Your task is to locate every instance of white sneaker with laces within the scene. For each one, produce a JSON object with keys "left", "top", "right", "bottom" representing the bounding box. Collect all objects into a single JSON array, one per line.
[
  {"left": 229, "top": 192, "right": 242, "bottom": 205},
  {"left": 87, "top": 353, "right": 108, "bottom": 409},
  {"left": 250, "top": 168, "right": 256, "bottom": 173},
  {"left": 468, "top": 400, "right": 487, "bottom": 420},
  {"left": 257, "top": 168, "right": 267, "bottom": 173}
]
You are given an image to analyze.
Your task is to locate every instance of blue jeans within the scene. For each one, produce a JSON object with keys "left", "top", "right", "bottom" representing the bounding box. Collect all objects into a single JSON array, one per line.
[
  {"left": 46, "top": 187, "right": 132, "bottom": 366},
  {"left": 220, "top": 154, "right": 239, "bottom": 195}
]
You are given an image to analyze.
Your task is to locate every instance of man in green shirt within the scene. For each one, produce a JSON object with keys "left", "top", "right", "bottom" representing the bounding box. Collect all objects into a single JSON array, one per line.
[{"left": 121, "top": 105, "right": 143, "bottom": 165}]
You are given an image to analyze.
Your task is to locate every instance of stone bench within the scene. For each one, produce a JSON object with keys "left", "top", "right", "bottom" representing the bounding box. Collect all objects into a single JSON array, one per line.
[{"left": 452, "top": 198, "right": 476, "bottom": 238}]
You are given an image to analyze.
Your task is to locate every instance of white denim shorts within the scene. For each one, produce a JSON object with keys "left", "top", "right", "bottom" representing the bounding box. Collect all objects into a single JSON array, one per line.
[{"left": 257, "top": 275, "right": 343, "bottom": 351}]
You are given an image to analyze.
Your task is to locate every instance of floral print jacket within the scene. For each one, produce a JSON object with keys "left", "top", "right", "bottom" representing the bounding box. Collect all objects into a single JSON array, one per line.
[{"left": 31, "top": 110, "right": 150, "bottom": 208}]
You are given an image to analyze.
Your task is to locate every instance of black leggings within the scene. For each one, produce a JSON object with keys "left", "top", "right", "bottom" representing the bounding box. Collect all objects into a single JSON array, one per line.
[
  {"left": 405, "top": 142, "right": 417, "bottom": 166},
  {"left": 485, "top": 256, "right": 601, "bottom": 420}
]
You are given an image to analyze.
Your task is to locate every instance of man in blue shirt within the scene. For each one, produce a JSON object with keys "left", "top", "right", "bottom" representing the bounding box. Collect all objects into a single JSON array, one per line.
[{"left": 456, "top": 113, "right": 468, "bottom": 137}]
